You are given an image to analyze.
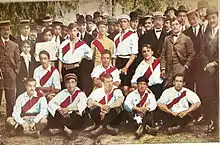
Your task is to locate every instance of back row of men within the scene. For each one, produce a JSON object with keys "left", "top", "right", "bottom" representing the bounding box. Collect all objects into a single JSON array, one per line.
[{"left": 0, "top": 0, "right": 218, "bottom": 138}]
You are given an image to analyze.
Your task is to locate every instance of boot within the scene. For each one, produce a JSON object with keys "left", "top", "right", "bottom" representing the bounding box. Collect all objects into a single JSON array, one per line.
[
  {"left": 106, "top": 125, "right": 119, "bottom": 136},
  {"left": 135, "top": 124, "right": 144, "bottom": 138},
  {"left": 90, "top": 125, "right": 104, "bottom": 137}
]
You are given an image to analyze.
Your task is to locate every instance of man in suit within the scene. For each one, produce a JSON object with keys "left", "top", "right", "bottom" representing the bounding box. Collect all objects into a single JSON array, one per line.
[
  {"left": 160, "top": 18, "right": 195, "bottom": 88},
  {"left": 200, "top": 6, "right": 219, "bottom": 133},
  {"left": 177, "top": 5, "right": 188, "bottom": 32},
  {"left": 196, "top": 0, "right": 209, "bottom": 33},
  {"left": 139, "top": 12, "right": 168, "bottom": 59},
  {"left": 77, "top": 15, "right": 94, "bottom": 96},
  {"left": 16, "top": 20, "right": 31, "bottom": 46},
  {"left": 0, "top": 20, "right": 21, "bottom": 117},
  {"left": 52, "top": 21, "right": 65, "bottom": 44}
]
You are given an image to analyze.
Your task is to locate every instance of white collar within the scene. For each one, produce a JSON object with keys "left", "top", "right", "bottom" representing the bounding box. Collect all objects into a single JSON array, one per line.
[
  {"left": 20, "top": 52, "right": 31, "bottom": 60},
  {"left": 64, "top": 87, "right": 80, "bottom": 95},
  {"left": 101, "top": 64, "right": 113, "bottom": 70},
  {"left": 40, "top": 64, "right": 52, "bottom": 71},
  {"left": 25, "top": 91, "right": 38, "bottom": 98},
  {"left": 21, "top": 34, "right": 28, "bottom": 41},
  {"left": 1, "top": 37, "right": 9, "bottom": 43}
]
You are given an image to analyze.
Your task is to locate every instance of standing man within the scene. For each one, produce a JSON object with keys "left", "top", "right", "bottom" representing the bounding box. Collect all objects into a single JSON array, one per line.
[
  {"left": 52, "top": 21, "right": 65, "bottom": 44},
  {"left": 129, "top": 11, "right": 139, "bottom": 32},
  {"left": 157, "top": 73, "right": 201, "bottom": 134},
  {"left": 196, "top": 0, "right": 209, "bottom": 33},
  {"left": 0, "top": 20, "right": 21, "bottom": 117},
  {"left": 160, "top": 18, "right": 195, "bottom": 88},
  {"left": 16, "top": 20, "right": 31, "bottom": 47},
  {"left": 91, "top": 20, "right": 114, "bottom": 66},
  {"left": 177, "top": 5, "right": 188, "bottom": 32},
  {"left": 107, "top": 17, "right": 119, "bottom": 41},
  {"left": 86, "top": 15, "right": 95, "bottom": 35},
  {"left": 139, "top": 12, "right": 168, "bottom": 58},
  {"left": 112, "top": 14, "right": 139, "bottom": 95},
  {"left": 200, "top": 6, "right": 219, "bottom": 133},
  {"left": 124, "top": 76, "right": 157, "bottom": 138},
  {"left": 163, "top": 15, "right": 172, "bottom": 35}
]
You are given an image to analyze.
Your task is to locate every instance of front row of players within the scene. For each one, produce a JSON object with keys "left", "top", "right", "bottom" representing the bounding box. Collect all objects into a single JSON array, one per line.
[{"left": 6, "top": 72, "right": 201, "bottom": 138}]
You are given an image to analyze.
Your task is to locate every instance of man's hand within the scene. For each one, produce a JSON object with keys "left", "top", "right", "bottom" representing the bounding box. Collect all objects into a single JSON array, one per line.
[
  {"left": 29, "top": 122, "right": 36, "bottom": 131},
  {"left": 178, "top": 110, "right": 188, "bottom": 118},
  {"left": 171, "top": 112, "right": 179, "bottom": 117},
  {"left": 160, "top": 69, "right": 166, "bottom": 79},
  {"left": 121, "top": 67, "right": 128, "bottom": 75},
  {"left": 204, "top": 62, "right": 217, "bottom": 73},
  {"left": 100, "top": 104, "right": 110, "bottom": 112}
]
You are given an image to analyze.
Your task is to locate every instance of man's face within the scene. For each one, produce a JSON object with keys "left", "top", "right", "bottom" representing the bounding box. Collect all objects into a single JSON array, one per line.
[
  {"left": 108, "top": 24, "right": 115, "bottom": 33},
  {"left": 0, "top": 26, "right": 11, "bottom": 39},
  {"left": 22, "top": 43, "right": 31, "bottom": 54},
  {"left": 43, "top": 31, "right": 53, "bottom": 42},
  {"left": 173, "top": 76, "right": 184, "bottom": 91},
  {"left": 94, "top": 17, "right": 102, "bottom": 25},
  {"left": 142, "top": 47, "right": 153, "bottom": 60},
  {"left": 20, "top": 25, "right": 30, "bottom": 37},
  {"left": 187, "top": 14, "right": 199, "bottom": 27},
  {"left": 65, "top": 79, "right": 77, "bottom": 93},
  {"left": 103, "top": 77, "right": 113, "bottom": 90},
  {"left": 197, "top": 8, "right": 207, "bottom": 20},
  {"left": 119, "top": 18, "right": 130, "bottom": 30},
  {"left": 61, "top": 27, "right": 68, "bottom": 38},
  {"left": 101, "top": 53, "right": 111, "bottom": 68},
  {"left": 178, "top": 12, "right": 187, "bottom": 25},
  {"left": 53, "top": 25, "right": 61, "bottom": 36},
  {"left": 138, "top": 81, "right": 147, "bottom": 93},
  {"left": 30, "top": 30, "right": 38, "bottom": 40},
  {"left": 25, "top": 81, "right": 36, "bottom": 96},
  {"left": 77, "top": 23, "right": 86, "bottom": 33},
  {"left": 39, "top": 53, "right": 49, "bottom": 68},
  {"left": 68, "top": 27, "right": 78, "bottom": 40},
  {"left": 207, "top": 13, "right": 218, "bottom": 28},
  {"left": 130, "top": 19, "right": 139, "bottom": 30},
  {"left": 144, "top": 19, "right": 153, "bottom": 30},
  {"left": 164, "top": 20, "right": 171, "bottom": 31},
  {"left": 98, "top": 24, "right": 107, "bottom": 35},
  {"left": 86, "top": 21, "right": 93, "bottom": 32},
  {"left": 153, "top": 17, "right": 164, "bottom": 29},
  {"left": 171, "top": 20, "right": 181, "bottom": 34}
]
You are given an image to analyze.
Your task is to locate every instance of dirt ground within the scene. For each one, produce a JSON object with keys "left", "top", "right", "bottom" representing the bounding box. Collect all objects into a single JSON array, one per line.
[{"left": 0, "top": 98, "right": 219, "bottom": 145}]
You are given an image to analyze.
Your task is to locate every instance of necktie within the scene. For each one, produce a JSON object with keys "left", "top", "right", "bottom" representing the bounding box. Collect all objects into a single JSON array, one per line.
[
  {"left": 80, "top": 34, "right": 83, "bottom": 40},
  {"left": 193, "top": 27, "right": 196, "bottom": 36}
]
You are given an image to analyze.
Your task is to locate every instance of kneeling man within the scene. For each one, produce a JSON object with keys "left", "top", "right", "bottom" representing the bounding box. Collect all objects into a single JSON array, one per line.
[
  {"left": 124, "top": 76, "right": 157, "bottom": 138},
  {"left": 157, "top": 73, "right": 201, "bottom": 134},
  {"left": 86, "top": 73, "right": 124, "bottom": 137},
  {"left": 48, "top": 73, "right": 87, "bottom": 138},
  {"left": 6, "top": 78, "right": 48, "bottom": 138}
]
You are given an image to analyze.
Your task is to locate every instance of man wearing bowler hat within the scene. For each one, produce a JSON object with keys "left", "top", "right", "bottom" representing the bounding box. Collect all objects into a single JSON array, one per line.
[
  {"left": 196, "top": 0, "right": 209, "bottom": 33},
  {"left": 0, "top": 20, "right": 21, "bottom": 117},
  {"left": 164, "top": 6, "right": 177, "bottom": 19},
  {"left": 52, "top": 21, "right": 65, "bottom": 44},
  {"left": 177, "top": 5, "right": 188, "bottom": 31},
  {"left": 86, "top": 15, "right": 95, "bottom": 35},
  {"left": 129, "top": 11, "right": 139, "bottom": 33},
  {"left": 200, "top": 6, "right": 219, "bottom": 133}
]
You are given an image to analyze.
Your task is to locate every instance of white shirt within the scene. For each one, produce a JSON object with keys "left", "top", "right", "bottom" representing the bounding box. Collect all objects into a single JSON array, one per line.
[
  {"left": 113, "top": 29, "right": 139, "bottom": 58},
  {"left": 91, "top": 64, "right": 121, "bottom": 83},
  {"left": 192, "top": 24, "right": 200, "bottom": 36},
  {"left": 58, "top": 39, "right": 93, "bottom": 64},
  {"left": 131, "top": 57, "right": 163, "bottom": 86},
  {"left": 88, "top": 86, "right": 124, "bottom": 106},
  {"left": 211, "top": 26, "right": 219, "bottom": 38},
  {"left": 21, "top": 34, "right": 29, "bottom": 41},
  {"left": 1, "top": 37, "right": 9, "bottom": 45},
  {"left": 20, "top": 52, "right": 31, "bottom": 72},
  {"left": 173, "top": 31, "right": 181, "bottom": 42},
  {"left": 157, "top": 87, "right": 201, "bottom": 113},
  {"left": 124, "top": 89, "right": 157, "bottom": 112},
  {"left": 48, "top": 87, "right": 87, "bottom": 117},
  {"left": 33, "top": 65, "right": 61, "bottom": 90},
  {"left": 12, "top": 91, "right": 48, "bottom": 125},
  {"left": 154, "top": 28, "right": 162, "bottom": 39}
]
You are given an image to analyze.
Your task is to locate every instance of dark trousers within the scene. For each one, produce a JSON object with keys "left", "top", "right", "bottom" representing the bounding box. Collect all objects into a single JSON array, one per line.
[
  {"left": 88, "top": 107, "right": 121, "bottom": 127},
  {"left": 0, "top": 89, "right": 16, "bottom": 117},
  {"left": 48, "top": 111, "right": 84, "bottom": 129},
  {"left": 116, "top": 57, "right": 134, "bottom": 86},
  {"left": 127, "top": 111, "right": 154, "bottom": 127},
  {"left": 149, "top": 84, "right": 163, "bottom": 101},
  {"left": 158, "top": 110, "right": 192, "bottom": 128}
]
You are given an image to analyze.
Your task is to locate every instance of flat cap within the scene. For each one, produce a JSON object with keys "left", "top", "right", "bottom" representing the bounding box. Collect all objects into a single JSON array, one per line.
[
  {"left": 118, "top": 14, "right": 130, "bottom": 21},
  {"left": 64, "top": 73, "right": 77, "bottom": 82},
  {"left": 0, "top": 20, "right": 11, "bottom": 27}
]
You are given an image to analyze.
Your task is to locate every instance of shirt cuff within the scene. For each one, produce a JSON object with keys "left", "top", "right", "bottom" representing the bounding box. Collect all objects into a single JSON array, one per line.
[{"left": 184, "top": 65, "right": 189, "bottom": 69}]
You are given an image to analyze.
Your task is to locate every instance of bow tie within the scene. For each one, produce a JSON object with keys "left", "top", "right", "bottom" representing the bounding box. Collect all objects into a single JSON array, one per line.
[
  {"left": 173, "top": 34, "right": 178, "bottom": 37},
  {"left": 155, "top": 30, "right": 162, "bottom": 33}
]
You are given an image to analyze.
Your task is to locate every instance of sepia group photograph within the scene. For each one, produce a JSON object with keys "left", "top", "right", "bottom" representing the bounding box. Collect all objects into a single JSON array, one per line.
[{"left": 0, "top": 0, "right": 219, "bottom": 144}]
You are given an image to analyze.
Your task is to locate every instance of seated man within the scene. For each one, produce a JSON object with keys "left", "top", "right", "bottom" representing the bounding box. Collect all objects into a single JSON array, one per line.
[
  {"left": 124, "top": 76, "right": 157, "bottom": 138},
  {"left": 6, "top": 78, "right": 48, "bottom": 138},
  {"left": 131, "top": 44, "right": 163, "bottom": 100},
  {"left": 86, "top": 73, "right": 124, "bottom": 137},
  {"left": 157, "top": 73, "right": 201, "bottom": 134},
  {"left": 33, "top": 50, "right": 61, "bottom": 101},
  {"left": 91, "top": 49, "right": 121, "bottom": 88},
  {"left": 48, "top": 73, "right": 87, "bottom": 138}
]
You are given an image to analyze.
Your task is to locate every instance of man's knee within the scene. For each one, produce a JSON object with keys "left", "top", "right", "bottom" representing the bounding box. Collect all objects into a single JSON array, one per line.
[
  {"left": 36, "top": 117, "right": 48, "bottom": 131},
  {"left": 6, "top": 117, "right": 16, "bottom": 127}
]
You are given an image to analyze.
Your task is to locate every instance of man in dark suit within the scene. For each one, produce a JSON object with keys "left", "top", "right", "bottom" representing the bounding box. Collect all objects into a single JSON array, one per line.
[
  {"left": 0, "top": 20, "right": 21, "bottom": 117},
  {"left": 160, "top": 18, "right": 195, "bottom": 88},
  {"left": 15, "top": 20, "right": 31, "bottom": 47},
  {"left": 200, "top": 6, "right": 219, "bottom": 133},
  {"left": 177, "top": 5, "right": 189, "bottom": 32},
  {"left": 52, "top": 21, "right": 65, "bottom": 44},
  {"left": 77, "top": 15, "right": 94, "bottom": 96},
  {"left": 139, "top": 12, "right": 168, "bottom": 59}
]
